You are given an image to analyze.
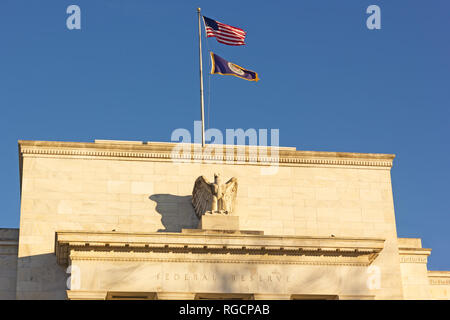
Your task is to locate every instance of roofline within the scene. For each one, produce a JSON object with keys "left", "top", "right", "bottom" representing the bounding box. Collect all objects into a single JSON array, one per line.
[{"left": 18, "top": 139, "right": 395, "bottom": 169}]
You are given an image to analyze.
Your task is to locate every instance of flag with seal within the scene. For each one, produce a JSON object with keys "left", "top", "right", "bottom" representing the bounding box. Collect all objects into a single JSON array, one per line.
[{"left": 210, "top": 52, "right": 259, "bottom": 82}]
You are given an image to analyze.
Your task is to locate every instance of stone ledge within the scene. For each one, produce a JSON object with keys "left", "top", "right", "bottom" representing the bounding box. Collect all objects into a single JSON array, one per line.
[{"left": 66, "top": 290, "right": 107, "bottom": 300}]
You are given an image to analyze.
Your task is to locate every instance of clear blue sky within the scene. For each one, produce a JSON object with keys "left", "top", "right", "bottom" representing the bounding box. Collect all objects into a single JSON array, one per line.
[{"left": 0, "top": 1, "right": 449, "bottom": 269}]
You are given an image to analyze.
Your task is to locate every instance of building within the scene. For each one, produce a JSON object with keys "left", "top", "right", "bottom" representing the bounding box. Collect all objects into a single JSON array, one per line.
[{"left": 0, "top": 139, "right": 449, "bottom": 299}]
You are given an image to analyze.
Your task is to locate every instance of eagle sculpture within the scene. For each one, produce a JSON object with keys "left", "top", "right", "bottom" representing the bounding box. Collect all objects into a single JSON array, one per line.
[{"left": 192, "top": 173, "right": 238, "bottom": 219}]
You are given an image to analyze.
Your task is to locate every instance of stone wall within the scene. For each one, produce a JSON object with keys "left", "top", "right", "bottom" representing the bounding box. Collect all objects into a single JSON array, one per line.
[{"left": 0, "top": 228, "right": 19, "bottom": 299}]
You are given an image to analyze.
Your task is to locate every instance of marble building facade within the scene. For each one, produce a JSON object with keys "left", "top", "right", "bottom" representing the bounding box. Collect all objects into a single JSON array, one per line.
[{"left": 0, "top": 139, "right": 448, "bottom": 300}]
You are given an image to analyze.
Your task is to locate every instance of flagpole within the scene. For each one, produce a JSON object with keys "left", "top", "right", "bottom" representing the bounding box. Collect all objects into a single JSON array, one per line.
[{"left": 197, "top": 7, "right": 205, "bottom": 148}]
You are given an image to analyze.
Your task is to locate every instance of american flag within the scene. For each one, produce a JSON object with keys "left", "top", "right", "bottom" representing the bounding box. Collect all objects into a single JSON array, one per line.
[{"left": 203, "top": 16, "right": 246, "bottom": 46}]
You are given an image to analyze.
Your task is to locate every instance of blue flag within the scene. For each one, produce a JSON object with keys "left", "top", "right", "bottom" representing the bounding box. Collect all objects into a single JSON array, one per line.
[{"left": 210, "top": 52, "right": 259, "bottom": 82}]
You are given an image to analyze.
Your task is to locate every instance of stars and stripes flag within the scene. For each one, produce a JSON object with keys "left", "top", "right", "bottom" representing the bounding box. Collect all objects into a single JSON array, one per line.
[{"left": 202, "top": 16, "right": 246, "bottom": 46}]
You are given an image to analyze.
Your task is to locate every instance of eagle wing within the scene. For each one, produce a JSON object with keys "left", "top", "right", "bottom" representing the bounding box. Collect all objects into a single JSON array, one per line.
[
  {"left": 222, "top": 177, "right": 238, "bottom": 214},
  {"left": 192, "top": 176, "right": 213, "bottom": 219}
]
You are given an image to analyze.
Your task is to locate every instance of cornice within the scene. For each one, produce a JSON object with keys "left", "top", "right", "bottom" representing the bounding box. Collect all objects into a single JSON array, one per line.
[
  {"left": 428, "top": 271, "right": 450, "bottom": 276},
  {"left": 55, "top": 230, "right": 384, "bottom": 267},
  {"left": 398, "top": 247, "right": 432, "bottom": 255},
  {"left": 19, "top": 140, "right": 395, "bottom": 168}
]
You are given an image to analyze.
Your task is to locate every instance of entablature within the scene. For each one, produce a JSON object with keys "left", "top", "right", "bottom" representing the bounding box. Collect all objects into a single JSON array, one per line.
[
  {"left": 19, "top": 140, "right": 395, "bottom": 168},
  {"left": 398, "top": 247, "right": 432, "bottom": 264},
  {"left": 55, "top": 230, "right": 385, "bottom": 267}
]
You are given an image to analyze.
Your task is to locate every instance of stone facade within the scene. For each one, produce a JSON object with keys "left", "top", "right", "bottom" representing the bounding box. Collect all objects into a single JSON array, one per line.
[
  {"left": 0, "top": 139, "right": 448, "bottom": 299},
  {"left": 0, "top": 229, "right": 18, "bottom": 299}
]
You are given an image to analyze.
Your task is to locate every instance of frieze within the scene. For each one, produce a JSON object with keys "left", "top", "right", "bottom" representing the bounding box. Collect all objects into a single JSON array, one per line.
[
  {"left": 155, "top": 272, "right": 290, "bottom": 283},
  {"left": 429, "top": 279, "right": 450, "bottom": 285},
  {"left": 399, "top": 256, "right": 428, "bottom": 264}
]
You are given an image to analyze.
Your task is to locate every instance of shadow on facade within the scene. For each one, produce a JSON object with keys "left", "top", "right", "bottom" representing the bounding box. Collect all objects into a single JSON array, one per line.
[
  {"left": 149, "top": 194, "right": 199, "bottom": 232},
  {"left": 16, "top": 253, "right": 67, "bottom": 300}
]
